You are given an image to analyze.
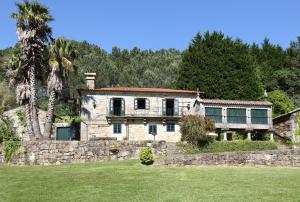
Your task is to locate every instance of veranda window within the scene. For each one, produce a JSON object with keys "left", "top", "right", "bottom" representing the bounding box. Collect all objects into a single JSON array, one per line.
[
  {"left": 251, "top": 109, "right": 268, "bottom": 124},
  {"left": 205, "top": 107, "right": 222, "bottom": 123},
  {"left": 227, "top": 108, "right": 246, "bottom": 124}
]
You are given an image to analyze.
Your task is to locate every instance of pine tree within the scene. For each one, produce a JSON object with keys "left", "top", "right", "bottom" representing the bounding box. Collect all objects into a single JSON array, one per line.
[{"left": 177, "top": 32, "right": 263, "bottom": 100}]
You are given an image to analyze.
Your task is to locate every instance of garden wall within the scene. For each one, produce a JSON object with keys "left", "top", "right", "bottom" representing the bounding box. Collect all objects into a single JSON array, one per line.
[
  {"left": 0, "top": 140, "right": 180, "bottom": 165},
  {"left": 1, "top": 141, "right": 300, "bottom": 166},
  {"left": 157, "top": 149, "right": 300, "bottom": 167}
]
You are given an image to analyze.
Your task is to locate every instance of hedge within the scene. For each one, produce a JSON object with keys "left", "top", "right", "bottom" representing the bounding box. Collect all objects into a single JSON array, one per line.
[{"left": 178, "top": 140, "right": 277, "bottom": 154}]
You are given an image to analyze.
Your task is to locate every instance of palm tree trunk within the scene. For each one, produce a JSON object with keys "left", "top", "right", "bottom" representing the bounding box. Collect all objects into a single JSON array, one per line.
[
  {"left": 25, "top": 103, "right": 33, "bottom": 136},
  {"left": 44, "top": 90, "right": 56, "bottom": 139},
  {"left": 30, "top": 65, "right": 42, "bottom": 139},
  {"left": 62, "top": 77, "right": 70, "bottom": 102}
]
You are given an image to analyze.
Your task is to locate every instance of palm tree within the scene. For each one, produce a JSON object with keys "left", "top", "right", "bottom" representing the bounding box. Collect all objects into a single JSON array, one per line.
[
  {"left": 11, "top": 1, "right": 53, "bottom": 139},
  {"left": 44, "top": 39, "right": 78, "bottom": 138},
  {"left": 6, "top": 51, "right": 33, "bottom": 135}
]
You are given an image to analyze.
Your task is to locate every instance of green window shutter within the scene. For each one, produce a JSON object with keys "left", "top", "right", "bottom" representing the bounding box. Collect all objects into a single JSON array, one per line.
[
  {"left": 251, "top": 109, "right": 268, "bottom": 124},
  {"left": 113, "top": 123, "right": 122, "bottom": 133},
  {"left": 149, "top": 124, "right": 157, "bottom": 134},
  {"left": 174, "top": 99, "right": 179, "bottom": 116},
  {"left": 205, "top": 107, "right": 222, "bottom": 123},
  {"left": 134, "top": 98, "right": 138, "bottom": 110},
  {"left": 146, "top": 98, "right": 150, "bottom": 110},
  {"left": 227, "top": 108, "right": 246, "bottom": 123},
  {"left": 121, "top": 98, "right": 125, "bottom": 115},
  {"left": 162, "top": 99, "right": 166, "bottom": 116},
  {"left": 109, "top": 98, "right": 113, "bottom": 115}
]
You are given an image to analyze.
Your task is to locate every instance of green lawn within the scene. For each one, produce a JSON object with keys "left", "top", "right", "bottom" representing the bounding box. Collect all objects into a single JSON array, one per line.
[{"left": 1, "top": 160, "right": 300, "bottom": 202}]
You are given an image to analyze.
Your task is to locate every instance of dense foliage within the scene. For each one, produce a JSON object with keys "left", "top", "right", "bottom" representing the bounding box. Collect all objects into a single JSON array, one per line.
[
  {"left": 180, "top": 115, "right": 215, "bottom": 145},
  {"left": 178, "top": 140, "right": 277, "bottom": 154},
  {"left": 0, "top": 108, "right": 19, "bottom": 143},
  {"left": 0, "top": 108, "right": 20, "bottom": 162},
  {"left": 177, "top": 32, "right": 264, "bottom": 100},
  {"left": 69, "top": 41, "right": 181, "bottom": 97},
  {"left": 1, "top": 31, "right": 300, "bottom": 118},
  {"left": 268, "top": 90, "right": 294, "bottom": 118},
  {"left": 139, "top": 147, "right": 154, "bottom": 165}
]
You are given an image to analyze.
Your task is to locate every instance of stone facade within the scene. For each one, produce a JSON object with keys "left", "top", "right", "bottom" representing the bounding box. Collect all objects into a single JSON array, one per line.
[
  {"left": 78, "top": 73, "right": 273, "bottom": 142},
  {"left": 0, "top": 140, "right": 180, "bottom": 165},
  {"left": 157, "top": 149, "right": 300, "bottom": 167},
  {"left": 80, "top": 91, "right": 194, "bottom": 142},
  {"left": 273, "top": 108, "right": 300, "bottom": 141}
]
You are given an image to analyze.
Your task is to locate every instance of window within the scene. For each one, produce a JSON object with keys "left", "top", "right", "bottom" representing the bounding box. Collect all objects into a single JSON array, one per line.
[
  {"left": 137, "top": 98, "right": 146, "bottom": 109},
  {"left": 134, "top": 98, "right": 150, "bottom": 110},
  {"left": 166, "top": 122, "right": 175, "bottom": 132},
  {"left": 110, "top": 98, "right": 125, "bottom": 116},
  {"left": 227, "top": 108, "right": 246, "bottom": 124},
  {"left": 251, "top": 109, "right": 268, "bottom": 124},
  {"left": 162, "top": 99, "right": 179, "bottom": 116},
  {"left": 148, "top": 124, "right": 157, "bottom": 135},
  {"left": 113, "top": 123, "right": 122, "bottom": 134},
  {"left": 205, "top": 107, "right": 222, "bottom": 123}
]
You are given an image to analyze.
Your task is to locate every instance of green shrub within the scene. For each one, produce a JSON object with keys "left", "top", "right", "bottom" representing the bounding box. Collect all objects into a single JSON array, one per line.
[
  {"left": 16, "top": 111, "right": 26, "bottom": 127},
  {"left": 180, "top": 115, "right": 215, "bottom": 145},
  {"left": 178, "top": 140, "right": 277, "bottom": 154},
  {"left": 39, "top": 97, "right": 75, "bottom": 116},
  {"left": 3, "top": 140, "right": 20, "bottom": 162},
  {"left": 139, "top": 147, "right": 154, "bottom": 165},
  {"left": 0, "top": 113, "right": 19, "bottom": 144}
]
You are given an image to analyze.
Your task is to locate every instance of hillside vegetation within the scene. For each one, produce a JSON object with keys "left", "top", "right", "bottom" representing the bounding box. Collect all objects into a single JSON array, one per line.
[{"left": 1, "top": 32, "right": 300, "bottom": 117}]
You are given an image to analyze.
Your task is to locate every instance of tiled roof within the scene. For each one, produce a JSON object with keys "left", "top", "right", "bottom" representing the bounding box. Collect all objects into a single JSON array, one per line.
[
  {"left": 79, "top": 87, "right": 200, "bottom": 95},
  {"left": 202, "top": 99, "right": 272, "bottom": 106},
  {"left": 273, "top": 107, "right": 300, "bottom": 121}
]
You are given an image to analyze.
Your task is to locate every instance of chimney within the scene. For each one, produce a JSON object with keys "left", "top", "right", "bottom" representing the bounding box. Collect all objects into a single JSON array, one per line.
[{"left": 84, "top": 73, "right": 96, "bottom": 89}]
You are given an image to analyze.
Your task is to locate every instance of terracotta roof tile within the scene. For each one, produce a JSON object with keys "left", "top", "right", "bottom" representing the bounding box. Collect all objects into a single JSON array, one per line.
[{"left": 79, "top": 87, "right": 200, "bottom": 95}]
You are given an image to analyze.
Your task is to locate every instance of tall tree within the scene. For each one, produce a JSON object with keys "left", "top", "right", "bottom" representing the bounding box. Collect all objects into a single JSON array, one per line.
[
  {"left": 44, "top": 39, "right": 78, "bottom": 138},
  {"left": 11, "top": 0, "right": 53, "bottom": 138},
  {"left": 177, "top": 32, "right": 263, "bottom": 100},
  {"left": 251, "top": 38, "right": 290, "bottom": 92},
  {"left": 286, "top": 37, "right": 300, "bottom": 107}
]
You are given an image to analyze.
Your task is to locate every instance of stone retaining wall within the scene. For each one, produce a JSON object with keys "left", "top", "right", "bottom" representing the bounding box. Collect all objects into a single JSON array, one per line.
[
  {"left": 157, "top": 149, "right": 300, "bottom": 167},
  {"left": 2, "top": 141, "right": 300, "bottom": 167},
  {"left": 0, "top": 140, "right": 180, "bottom": 165}
]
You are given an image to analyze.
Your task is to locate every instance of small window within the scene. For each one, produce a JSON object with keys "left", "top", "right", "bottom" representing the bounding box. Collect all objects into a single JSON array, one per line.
[
  {"left": 137, "top": 98, "right": 146, "bottom": 109},
  {"left": 251, "top": 109, "right": 268, "bottom": 124},
  {"left": 166, "top": 122, "right": 175, "bottom": 132},
  {"left": 227, "top": 108, "right": 246, "bottom": 124},
  {"left": 148, "top": 124, "right": 157, "bottom": 135},
  {"left": 205, "top": 107, "right": 222, "bottom": 123},
  {"left": 135, "top": 98, "right": 150, "bottom": 110},
  {"left": 113, "top": 123, "right": 122, "bottom": 134}
]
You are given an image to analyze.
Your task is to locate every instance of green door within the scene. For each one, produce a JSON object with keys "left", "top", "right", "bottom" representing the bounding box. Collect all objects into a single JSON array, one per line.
[{"left": 56, "top": 127, "right": 72, "bottom": 140}]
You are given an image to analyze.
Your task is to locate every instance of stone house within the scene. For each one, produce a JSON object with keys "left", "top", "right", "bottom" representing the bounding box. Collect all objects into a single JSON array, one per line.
[
  {"left": 78, "top": 73, "right": 274, "bottom": 142},
  {"left": 273, "top": 108, "right": 300, "bottom": 142}
]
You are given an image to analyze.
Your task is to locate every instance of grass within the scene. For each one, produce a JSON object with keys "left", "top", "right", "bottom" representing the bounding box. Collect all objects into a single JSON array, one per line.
[
  {"left": 1, "top": 160, "right": 300, "bottom": 202},
  {"left": 177, "top": 140, "right": 278, "bottom": 154}
]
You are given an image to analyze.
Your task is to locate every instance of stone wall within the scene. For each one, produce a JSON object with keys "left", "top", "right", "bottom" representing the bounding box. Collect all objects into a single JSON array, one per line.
[
  {"left": 2, "top": 140, "right": 300, "bottom": 167},
  {"left": 273, "top": 109, "right": 300, "bottom": 141},
  {"left": 157, "top": 149, "right": 300, "bottom": 167},
  {"left": 0, "top": 140, "right": 180, "bottom": 165}
]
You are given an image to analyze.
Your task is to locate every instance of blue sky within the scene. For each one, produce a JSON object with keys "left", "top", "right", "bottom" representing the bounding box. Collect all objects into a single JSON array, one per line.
[{"left": 1, "top": 0, "right": 300, "bottom": 51}]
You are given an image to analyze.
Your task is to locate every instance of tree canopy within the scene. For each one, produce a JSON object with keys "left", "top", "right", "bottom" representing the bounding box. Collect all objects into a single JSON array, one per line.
[
  {"left": 1, "top": 31, "right": 300, "bottom": 118},
  {"left": 177, "top": 32, "right": 264, "bottom": 100}
]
